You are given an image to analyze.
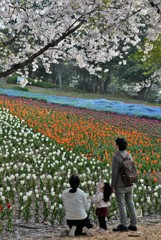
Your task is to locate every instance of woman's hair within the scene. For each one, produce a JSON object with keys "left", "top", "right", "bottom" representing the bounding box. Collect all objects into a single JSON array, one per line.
[
  {"left": 103, "top": 183, "right": 112, "bottom": 202},
  {"left": 69, "top": 175, "right": 80, "bottom": 193},
  {"left": 116, "top": 138, "right": 127, "bottom": 151}
]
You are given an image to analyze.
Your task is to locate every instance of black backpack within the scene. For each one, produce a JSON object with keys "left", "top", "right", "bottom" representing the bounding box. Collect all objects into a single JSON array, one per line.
[{"left": 118, "top": 153, "right": 138, "bottom": 185}]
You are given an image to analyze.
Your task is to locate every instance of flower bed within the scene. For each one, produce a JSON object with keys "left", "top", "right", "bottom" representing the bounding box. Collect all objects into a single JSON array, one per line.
[{"left": 0, "top": 95, "right": 160, "bottom": 232}]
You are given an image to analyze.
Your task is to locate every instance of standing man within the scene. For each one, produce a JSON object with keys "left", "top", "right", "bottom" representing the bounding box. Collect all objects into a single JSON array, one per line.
[{"left": 111, "top": 138, "right": 137, "bottom": 232}]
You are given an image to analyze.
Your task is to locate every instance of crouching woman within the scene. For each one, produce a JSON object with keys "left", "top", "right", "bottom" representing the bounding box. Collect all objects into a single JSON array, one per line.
[{"left": 61, "top": 175, "right": 93, "bottom": 237}]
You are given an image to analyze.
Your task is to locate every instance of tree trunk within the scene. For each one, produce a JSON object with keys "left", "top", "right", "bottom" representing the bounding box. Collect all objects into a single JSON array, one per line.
[
  {"left": 137, "top": 87, "right": 147, "bottom": 100},
  {"left": 144, "top": 81, "right": 153, "bottom": 101},
  {"left": 99, "top": 80, "right": 105, "bottom": 94},
  {"left": 104, "top": 78, "right": 110, "bottom": 93},
  {"left": 58, "top": 72, "right": 62, "bottom": 89}
]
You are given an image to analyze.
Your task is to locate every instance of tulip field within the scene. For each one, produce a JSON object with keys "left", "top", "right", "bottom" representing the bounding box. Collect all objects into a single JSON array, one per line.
[{"left": 0, "top": 94, "right": 161, "bottom": 232}]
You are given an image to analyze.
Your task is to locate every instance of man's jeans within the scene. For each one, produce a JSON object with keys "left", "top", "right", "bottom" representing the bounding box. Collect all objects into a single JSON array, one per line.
[{"left": 115, "top": 186, "right": 137, "bottom": 226}]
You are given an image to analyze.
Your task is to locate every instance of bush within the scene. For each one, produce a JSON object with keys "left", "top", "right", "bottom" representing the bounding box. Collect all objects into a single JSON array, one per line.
[
  {"left": 28, "top": 80, "right": 58, "bottom": 88},
  {"left": 12, "top": 86, "right": 29, "bottom": 92},
  {"left": 6, "top": 75, "right": 18, "bottom": 84},
  {"left": 147, "top": 90, "right": 159, "bottom": 103}
]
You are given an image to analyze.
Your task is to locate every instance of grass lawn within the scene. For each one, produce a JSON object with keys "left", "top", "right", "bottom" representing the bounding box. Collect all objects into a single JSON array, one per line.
[{"left": 0, "top": 78, "right": 160, "bottom": 107}]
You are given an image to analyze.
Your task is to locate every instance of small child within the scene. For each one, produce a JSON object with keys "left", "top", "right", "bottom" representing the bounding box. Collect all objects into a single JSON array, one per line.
[{"left": 91, "top": 179, "right": 112, "bottom": 234}]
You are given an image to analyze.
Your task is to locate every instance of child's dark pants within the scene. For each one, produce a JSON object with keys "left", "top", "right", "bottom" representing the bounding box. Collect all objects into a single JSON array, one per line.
[{"left": 96, "top": 207, "right": 108, "bottom": 230}]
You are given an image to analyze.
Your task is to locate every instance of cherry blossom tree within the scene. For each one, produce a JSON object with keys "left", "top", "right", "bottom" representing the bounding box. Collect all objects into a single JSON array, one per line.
[{"left": 0, "top": 0, "right": 161, "bottom": 79}]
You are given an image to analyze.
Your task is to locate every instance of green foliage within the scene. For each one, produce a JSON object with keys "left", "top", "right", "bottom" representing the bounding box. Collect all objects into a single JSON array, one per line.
[
  {"left": 28, "top": 79, "right": 58, "bottom": 88},
  {"left": 131, "top": 36, "right": 161, "bottom": 75},
  {"left": 6, "top": 75, "right": 18, "bottom": 84},
  {"left": 12, "top": 86, "right": 29, "bottom": 92},
  {"left": 146, "top": 89, "right": 159, "bottom": 103}
]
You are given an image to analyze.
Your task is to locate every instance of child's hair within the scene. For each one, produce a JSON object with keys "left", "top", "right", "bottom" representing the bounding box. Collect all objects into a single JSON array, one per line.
[
  {"left": 69, "top": 175, "right": 80, "bottom": 193},
  {"left": 103, "top": 182, "right": 112, "bottom": 202}
]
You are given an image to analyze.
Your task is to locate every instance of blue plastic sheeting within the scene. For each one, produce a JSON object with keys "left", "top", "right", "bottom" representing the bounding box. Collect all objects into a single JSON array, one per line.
[{"left": 0, "top": 88, "right": 161, "bottom": 119}]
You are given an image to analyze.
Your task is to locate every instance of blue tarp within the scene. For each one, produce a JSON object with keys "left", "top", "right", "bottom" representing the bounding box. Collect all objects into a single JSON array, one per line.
[{"left": 0, "top": 88, "right": 161, "bottom": 119}]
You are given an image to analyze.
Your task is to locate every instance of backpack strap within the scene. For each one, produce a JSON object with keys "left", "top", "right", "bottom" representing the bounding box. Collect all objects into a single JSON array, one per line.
[
  {"left": 117, "top": 153, "right": 129, "bottom": 171},
  {"left": 117, "top": 152, "right": 129, "bottom": 163}
]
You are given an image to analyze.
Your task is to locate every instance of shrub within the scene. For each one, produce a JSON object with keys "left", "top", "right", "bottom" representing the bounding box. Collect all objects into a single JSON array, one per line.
[
  {"left": 6, "top": 75, "right": 18, "bottom": 84},
  {"left": 12, "top": 86, "right": 29, "bottom": 92},
  {"left": 147, "top": 90, "right": 159, "bottom": 103},
  {"left": 28, "top": 80, "right": 58, "bottom": 88}
]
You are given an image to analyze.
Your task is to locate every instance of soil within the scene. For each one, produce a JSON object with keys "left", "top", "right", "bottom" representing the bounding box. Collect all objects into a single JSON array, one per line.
[{"left": 0, "top": 215, "right": 161, "bottom": 240}]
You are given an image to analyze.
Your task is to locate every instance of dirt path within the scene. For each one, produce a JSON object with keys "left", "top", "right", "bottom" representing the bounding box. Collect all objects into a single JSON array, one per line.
[
  {"left": 18, "top": 224, "right": 161, "bottom": 240},
  {"left": 1, "top": 216, "right": 161, "bottom": 240}
]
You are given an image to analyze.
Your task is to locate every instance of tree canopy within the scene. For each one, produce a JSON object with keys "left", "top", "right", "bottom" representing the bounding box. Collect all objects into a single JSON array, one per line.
[{"left": 0, "top": 0, "right": 161, "bottom": 78}]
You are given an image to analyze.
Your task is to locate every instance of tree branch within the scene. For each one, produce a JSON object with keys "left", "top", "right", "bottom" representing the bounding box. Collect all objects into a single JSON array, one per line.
[
  {"left": 0, "top": 20, "right": 84, "bottom": 78},
  {"left": 0, "top": 3, "right": 98, "bottom": 79}
]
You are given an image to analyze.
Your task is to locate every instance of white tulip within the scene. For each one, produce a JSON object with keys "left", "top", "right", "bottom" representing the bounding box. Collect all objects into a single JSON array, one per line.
[
  {"left": 23, "top": 196, "right": 28, "bottom": 202},
  {"left": 51, "top": 205, "right": 54, "bottom": 210},
  {"left": 6, "top": 186, "right": 10, "bottom": 191},
  {"left": 59, "top": 204, "right": 62, "bottom": 209},
  {"left": 43, "top": 196, "right": 49, "bottom": 203},
  {"left": 1, "top": 196, "right": 5, "bottom": 201},
  {"left": 26, "top": 191, "right": 32, "bottom": 197},
  {"left": 20, "top": 180, "right": 25, "bottom": 185},
  {"left": 36, "top": 194, "right": 39, "bottom": 198},
  {"left": 154, "top": 192, "right": 158, "bottom": 197}
]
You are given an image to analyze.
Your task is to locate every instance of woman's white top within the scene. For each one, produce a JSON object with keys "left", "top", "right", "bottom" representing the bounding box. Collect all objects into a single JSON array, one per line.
[{"left": 62, "top": 188, "right": 91, "bottom": 220}]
